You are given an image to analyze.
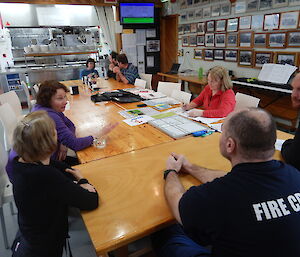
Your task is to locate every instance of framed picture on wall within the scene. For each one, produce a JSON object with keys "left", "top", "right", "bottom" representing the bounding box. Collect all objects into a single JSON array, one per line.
[
  {"left": 239, "top": 16, "right": 252, "bottom": 30},
  {"left": 254, "top": 51, "right": 273, "bottom": 68},
  {"left": 197, "top": 35, "right": 205, "bottom": 46},
  {"left": 203, "top": 7, "right": 211, "bottom": 18},
  {"left": 212, "top": 5, "right": 221, "bottom": 17},
  {"left": 214, "top": 49, "right": 224, "bottom": 60},
  {"left": 275, "top": 52, "right": 297, "bottom": 66},
  {"left": 194, "top": 49, "right": 203, "bottom": 59},
  {"left": 279, "top": 11, "right": 299, "bottom": 30},
  {"left": 224, "top": 49, "right": 238, "bottom": 62},
  {"left": 180, "top": 0, "right": 187, "bottom": 8},
  {"left": 187, "top": 0, "right": 193, "bottom": 6},
  {"left": 247, "top": 0, "right": 259, "bottom": 12},
  {"left": 197, "top": 22, "right": 206, "bottom": 34},
  {"left": 195, "top": 8, "right": 203, "bottom": 19},
  {"left": 204, "top": 49, "right": 214, "bottom": 61},
  {"left": 216, "top": 19, "right": 227, "bottom": 32},
  {"left": 181, "top": 12, "right": 187, "bottom": 22},
  {"left": 238, "top": 50, "right": 253, "bottom": 67},
  {"left": 227, "top": 33, "right": 238, "bottom": 47},
  {"left": 267, "top": 32, "right": 286, "bottom": 48},
  {"left": 251, "top": 15, "right": 264, "bottom": 30},
  {"left": 178, "top": 25, "right": 184, "bottom": 35},
  {"left": 263, "top": 13, "right": 280, "bottom": 30},
  {"left": 239, "top": 31, "right": 253, "bottom": 47},
  {"left": 227, "top": 18, "right": 239, "bottom": 32},
  {"left": 189, "top": 35, "right": 197, "bottom": 46},
  {"left": 287, "top": 31, "right": 300, "bottom": 47},
  {"left": 205, "top": 33, "right": 215, "bottom": 47},
  {"left": 182, "top": 36, "right": 189, "bottom": 47},
  {"left": 215, "top": 33, "right": 226, "bottom": 47},
  {"left": 187, "top": 10, "right": 195, "bottom": 20},
  {"left": 289, "top": 0, "right": 300, "bottom": 5},
  {"left": 254, "top": 33, "right": 267, "bottom": 47},
  {"left": 194, "top": 0, "right": 202, "bottom": 6},
  {"left": 272, "top": 0, "right": 288, "bottom": 7},
  {"left": 183, "top": 24, "right": 191, "bottom": 33},
  {"left": 220, "top": 3, "right": 231, "bottom": 15},
  {"left": 235, "top": 1, "right": 247, "bottom": 14},
  {"left": 191, "top": 23, "right": 197, "bottom": 33},
  {"left": 259, "top": 0, "right": 272, "bottom": 9},
  {"left": 206, "top": 21, "right": 215, "bottom": 32}
]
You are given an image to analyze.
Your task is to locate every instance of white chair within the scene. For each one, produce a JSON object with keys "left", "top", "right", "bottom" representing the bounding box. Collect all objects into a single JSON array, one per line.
[
  {"left": 0, "top": 141, "right": 14, "bottom": 249},
  {"left": 157, "top": 82, "right": 181, "bottom": 97},
  {"left": 140, "top": 73, "right": 152, "bottom": 89},
  {"left": 21, "top": 81, "right": 35, "bottom": 111},
  {"left": 134, "top": 78, "right": 147, "bottom": 89},
  {"left": 171, "top": 90, "right": 192, "bottom": 104},
  {"left": 32, "top": 83, "right": 40, "bottom": 99},
  {"left": 0, "top": 91, "right": 22, "bottom": 118},
  {"left": 0, "top": 103, "right": 18, "bottom": 151},
  {"left": 235, "top": 93, "right": 260, "bottom": 111}
]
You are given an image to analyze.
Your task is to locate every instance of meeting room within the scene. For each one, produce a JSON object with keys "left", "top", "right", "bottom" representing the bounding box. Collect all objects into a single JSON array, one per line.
[{"left": 1, "top": 0, "right": 300, "bottom": 257}]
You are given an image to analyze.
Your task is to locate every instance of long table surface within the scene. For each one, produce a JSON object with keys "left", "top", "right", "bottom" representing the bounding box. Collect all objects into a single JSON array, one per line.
[
  {"left": 77, "top": 129, "right": 292, "bottom": 255},
  {"left": 62, "top": 79, "right": 174, "bottom": 163}
]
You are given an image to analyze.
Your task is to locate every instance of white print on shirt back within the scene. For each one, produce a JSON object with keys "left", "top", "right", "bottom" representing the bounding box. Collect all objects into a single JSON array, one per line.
[{"left": 253, "top": 192, "right": 300, "bottom": 221}]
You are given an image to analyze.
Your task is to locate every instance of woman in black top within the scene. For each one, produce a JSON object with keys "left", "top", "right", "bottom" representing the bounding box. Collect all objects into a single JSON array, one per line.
[{"left": 11, "top": 111, "right": 99, "bottom": 257}]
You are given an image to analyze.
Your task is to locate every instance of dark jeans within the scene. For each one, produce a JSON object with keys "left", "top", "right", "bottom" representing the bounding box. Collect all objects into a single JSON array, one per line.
[{"left": 152, "top": 224, "right": 211, "bottom": 257}]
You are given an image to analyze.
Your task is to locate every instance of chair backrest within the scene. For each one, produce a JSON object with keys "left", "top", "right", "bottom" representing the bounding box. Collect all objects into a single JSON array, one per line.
[
  {"left": 235, "top": 93, "right": 260, "bottom": 111},
  {"left": 134, "top": 78, "right": 147, "bottom": 89},
  {"left": 21, "top": 81, "right": 32, "bottom": 111},
  {"left": 0, "top": 91, "right": 22, "bottom": 118},
  {"left": 0, "top": 103, "right": 18, "bottom": 151},
  {"left": 139, "top": 73, "right": 152, "bottom": 89},
  {"left": 171, "top": 90, "right": 192, "bottom": 104},
  {"left": 0, "top": 141, "right": 10, "bottom": 206},
  {"left": 157, "top": 82, "right": 181, "bottom": 97}
]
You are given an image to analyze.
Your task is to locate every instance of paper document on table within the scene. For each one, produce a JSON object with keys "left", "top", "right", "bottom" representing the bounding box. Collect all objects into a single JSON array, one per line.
[
  {"left": 123, "top": 115, "right": 154, "bottom": 126},
  {"left": 209, "top": 123, "right": 223, "bottom": 132},
  {"left": 180, "top": 110, "right": 224, "bottom": 124},
  {"left": 143, "top": 97, "right": 180, "bottom": 106},
  {"left": 139, "top": 92, "right": 166, "bottom": 100},
  {"left": 275, "top": 139, "right": 285, "bottom": 151},
  {"left": 258, "top": 64, "right": 297, "bottom": 84},
  {"left": 160, "top": 107, "right": 184, "bottom": 114},
  {"left": 119, "top": 107, "right": 160, "bottom": 119}
]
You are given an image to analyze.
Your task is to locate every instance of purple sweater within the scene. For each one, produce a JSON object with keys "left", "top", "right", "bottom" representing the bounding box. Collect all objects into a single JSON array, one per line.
[{"left": 6, "top": 104, "right": 93, "bottom": 181}]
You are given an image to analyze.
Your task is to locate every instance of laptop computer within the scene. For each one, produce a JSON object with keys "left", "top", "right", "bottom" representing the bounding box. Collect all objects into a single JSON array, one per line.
[{"left": 166, "top": 63, "right": 180, "bottom": 74}]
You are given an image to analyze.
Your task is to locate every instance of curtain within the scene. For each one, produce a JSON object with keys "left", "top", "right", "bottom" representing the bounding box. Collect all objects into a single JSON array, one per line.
[{"left": 95, "top": 6, "right": 117, "bottom": 52}]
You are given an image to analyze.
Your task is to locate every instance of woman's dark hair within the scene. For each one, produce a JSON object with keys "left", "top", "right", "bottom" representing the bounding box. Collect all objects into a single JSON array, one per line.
[
  {"left": 36, "top": 80, "right": 69, "bottom": 108},
  {"left": 116, "top": 54, "right": 128, "bottom": 64},
  {"left": 111, "top": 51, "right": 118, "bottom": 60},
  {"left": 86, "top": 58, "right": 96, "bottom": 68}
]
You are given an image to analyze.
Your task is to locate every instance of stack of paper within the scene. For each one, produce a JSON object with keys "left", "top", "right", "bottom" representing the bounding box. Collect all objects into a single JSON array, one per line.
[
  {"left": 123, "top": 115, "right": 154, "bottom": 126},
  {"left": 119, "top": 107, "right": 159, "bottom": 119}
]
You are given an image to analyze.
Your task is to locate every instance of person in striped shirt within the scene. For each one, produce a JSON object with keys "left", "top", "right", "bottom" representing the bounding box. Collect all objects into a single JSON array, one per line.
[{"left": 113, "top": 54, "right": 140, "bottom": 85}]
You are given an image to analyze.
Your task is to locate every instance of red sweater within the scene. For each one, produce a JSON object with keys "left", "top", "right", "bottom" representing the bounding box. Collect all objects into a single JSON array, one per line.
[{"left": 192, "top": 85, "right": 236, "bottom": 118}]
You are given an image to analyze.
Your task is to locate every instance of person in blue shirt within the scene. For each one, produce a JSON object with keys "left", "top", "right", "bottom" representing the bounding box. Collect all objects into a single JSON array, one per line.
[
  {"left": 113, "top": 54, "right": 140, "bottom": 84},
  {"left": 80, "top": 58, "right": 99, "bottom": 79},
  {"left": 154, "top": 108, "right": 300, "bottom": 257}
]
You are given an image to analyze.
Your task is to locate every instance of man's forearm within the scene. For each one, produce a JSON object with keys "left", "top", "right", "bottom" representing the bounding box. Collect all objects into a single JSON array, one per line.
[
  {"left": 117, "top": 72, "right": 129, "bottom": 84},
  {"left": 185, "top": 164, "right": 227, "bottom": 183},
  {"left": 165, "top": 172, "right": 185, "bottom": 224}
]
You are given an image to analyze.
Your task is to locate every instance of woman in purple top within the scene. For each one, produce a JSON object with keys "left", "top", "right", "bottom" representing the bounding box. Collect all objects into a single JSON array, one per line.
[{"left": 7, "top": 80, "right": 117, "bottom": 179}]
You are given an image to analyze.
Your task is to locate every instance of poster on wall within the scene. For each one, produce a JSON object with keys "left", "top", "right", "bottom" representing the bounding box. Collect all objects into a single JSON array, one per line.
[{"left": 147, "top": 40, "right": 160, "bottom": 52}]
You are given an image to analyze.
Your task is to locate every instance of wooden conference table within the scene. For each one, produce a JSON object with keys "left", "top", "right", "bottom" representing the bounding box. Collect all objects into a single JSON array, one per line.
[
  {"left": 62, "top": 78, "right": 293, "bottom": 256},
  {"left": 62, "top": 79, "right": 174, "bottom": 163}
]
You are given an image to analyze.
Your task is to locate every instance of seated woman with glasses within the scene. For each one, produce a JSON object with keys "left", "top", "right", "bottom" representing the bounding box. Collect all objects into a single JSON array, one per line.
[
  {"left": 182, "top": 66, "right": 236, "bottom": 118},
  {"left": 11, "top": 111, "right": 99, "bottom": 257}
]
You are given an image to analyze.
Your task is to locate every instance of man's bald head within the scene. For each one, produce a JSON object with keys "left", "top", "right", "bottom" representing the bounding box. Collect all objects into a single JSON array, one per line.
[
  {"left": 291, "top": 73, "right": 300, "bottom": 109},
  {"left": 223, "top": 108, "right": 276, "bottom": 160}
]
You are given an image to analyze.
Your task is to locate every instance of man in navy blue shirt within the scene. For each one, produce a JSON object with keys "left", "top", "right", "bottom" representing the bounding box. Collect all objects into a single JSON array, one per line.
[
  {"left": 113, "top": 54, "right": 140, "bottom": 85},
  {"left": 281, "top": 73, "right": 300, "bottom": 170},
  {"left": 154, "top": 108, "right": 300, "bottom": 257}
]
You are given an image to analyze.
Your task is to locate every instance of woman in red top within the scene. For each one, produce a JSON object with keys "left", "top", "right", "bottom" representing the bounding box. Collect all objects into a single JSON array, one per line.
[{"left": 183, "top": 66, "right": 236, "bottom": 118}]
